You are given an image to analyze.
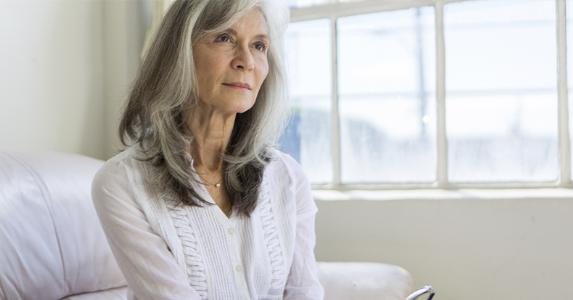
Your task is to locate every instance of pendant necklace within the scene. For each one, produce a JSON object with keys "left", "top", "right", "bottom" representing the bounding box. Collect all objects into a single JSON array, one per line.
[{"left": 202, "top": 176, "right": 223, "bottom": 188}]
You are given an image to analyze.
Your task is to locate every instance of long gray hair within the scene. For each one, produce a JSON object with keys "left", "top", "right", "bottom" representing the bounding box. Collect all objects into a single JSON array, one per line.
[{"left": 119, "top": 0, "right": 289, "bottom": 217}]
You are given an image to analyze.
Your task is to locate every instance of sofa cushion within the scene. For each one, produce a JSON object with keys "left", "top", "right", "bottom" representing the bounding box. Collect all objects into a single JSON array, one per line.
[
  {"left": 0, "top": 153, "right": 67, "bottom": 299},
  {"left": 0, "top": 152, "right": 125, "bottom": 299}
]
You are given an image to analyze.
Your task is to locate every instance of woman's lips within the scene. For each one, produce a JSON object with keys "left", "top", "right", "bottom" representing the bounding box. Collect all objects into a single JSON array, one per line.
[{"left": 223, "top": 82, "right": 251, "bottom": 90}]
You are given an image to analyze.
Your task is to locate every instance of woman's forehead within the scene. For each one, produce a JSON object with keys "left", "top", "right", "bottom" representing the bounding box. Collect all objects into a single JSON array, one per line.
[{"left": 229, "top": 7, "right": 269, "bottom": 36}]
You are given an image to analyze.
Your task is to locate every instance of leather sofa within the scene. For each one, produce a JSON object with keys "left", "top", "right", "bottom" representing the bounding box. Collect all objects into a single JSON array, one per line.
[{"left": 0, "top": 152, "right": 413, "bottom": 299}]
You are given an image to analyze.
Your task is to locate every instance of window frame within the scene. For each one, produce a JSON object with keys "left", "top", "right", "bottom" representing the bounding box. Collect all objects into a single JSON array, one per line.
[{"left": 288, "top": 0, "right": 572, "bottom": 190}]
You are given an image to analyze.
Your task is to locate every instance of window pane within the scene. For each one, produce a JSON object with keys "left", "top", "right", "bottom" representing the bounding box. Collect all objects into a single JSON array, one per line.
[
  {"left": 280, "top": 19, "right": 332, "bottom": 183},
  {"left": 445, "top": 0, "right": 558, "bottom": 182},
  {"left": 338, "top": 7, "right": 436, "bottom": 183},
  {"left": 289, "top": 0, "right": 330, "bottom": 9},
  {"left": 289, "top": 0, "right": 361, "bottom": 8},
  {"left": 566, "top": 0, "right": 573, "bottom": 177}
]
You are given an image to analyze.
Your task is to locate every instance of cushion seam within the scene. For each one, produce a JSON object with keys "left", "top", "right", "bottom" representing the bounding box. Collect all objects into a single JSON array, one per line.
[{"left": 58, "top": 285, "right": 127, "bottom": 299}]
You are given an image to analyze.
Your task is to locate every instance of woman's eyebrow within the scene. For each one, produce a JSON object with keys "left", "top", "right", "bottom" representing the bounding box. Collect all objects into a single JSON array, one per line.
[{"left": 224, "top": 28, "right": 269, "bottom": 41}]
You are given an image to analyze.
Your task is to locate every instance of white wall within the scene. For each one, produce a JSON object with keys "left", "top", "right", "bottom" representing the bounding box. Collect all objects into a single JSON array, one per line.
[
  {"left": 0, "top": 0, "right": 146, "bottom": 160},
  {"left": 0, "top": 0, "right": 105, "bottom": 159},
  {"left": 315, "top": 190, "right": 573, "bottom": 300}
]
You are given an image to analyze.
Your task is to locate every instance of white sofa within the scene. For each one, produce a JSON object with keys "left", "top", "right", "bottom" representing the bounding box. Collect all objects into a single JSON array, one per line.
[{"left": 0, "top": 152, "right": 414, "bottom": 300}]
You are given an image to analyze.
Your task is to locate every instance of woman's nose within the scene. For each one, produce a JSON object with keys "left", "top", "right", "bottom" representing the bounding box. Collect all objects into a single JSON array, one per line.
[{"left": 232, "top": 46, "right": 255, "bottom": 71}]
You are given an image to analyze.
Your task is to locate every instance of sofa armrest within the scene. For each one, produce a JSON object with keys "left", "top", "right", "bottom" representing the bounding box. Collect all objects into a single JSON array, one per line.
[{"left": 318, "top": 261, "right": 413, "bottom": 300}]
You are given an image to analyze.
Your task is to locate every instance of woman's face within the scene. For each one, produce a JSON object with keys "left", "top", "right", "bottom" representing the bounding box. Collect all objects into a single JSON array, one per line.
[{"left": 193, "top": 8, "right": 270, "bottom": 115}]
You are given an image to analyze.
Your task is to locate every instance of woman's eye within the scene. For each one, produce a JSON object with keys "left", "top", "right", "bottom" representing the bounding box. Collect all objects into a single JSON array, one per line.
[
  {"left": 215, "top": 33, "right": 233, "bottom": 43},
  {"left": 254, "top": 42, "right": 267, "bottom": 52}
]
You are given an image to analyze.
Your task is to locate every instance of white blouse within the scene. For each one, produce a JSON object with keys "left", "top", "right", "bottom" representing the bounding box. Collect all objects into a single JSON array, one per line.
[{"left": 91, "top": 145, "right": 324, "bottom": 300}]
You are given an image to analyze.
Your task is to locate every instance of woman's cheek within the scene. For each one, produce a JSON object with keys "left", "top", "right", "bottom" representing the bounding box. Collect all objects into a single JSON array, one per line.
[{"left": 258, "top": 61, "right": 269, "bottom": 81}]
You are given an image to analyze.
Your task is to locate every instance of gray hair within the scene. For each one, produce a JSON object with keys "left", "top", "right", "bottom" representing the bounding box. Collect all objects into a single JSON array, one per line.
[{"left": 119, "top": 0, "right": 290, "bottom": 217}]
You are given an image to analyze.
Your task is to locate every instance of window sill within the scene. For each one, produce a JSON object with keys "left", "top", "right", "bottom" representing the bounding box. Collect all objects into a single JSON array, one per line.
[{"left": 311, "top": 188, "right": 573, "bottom": 201}]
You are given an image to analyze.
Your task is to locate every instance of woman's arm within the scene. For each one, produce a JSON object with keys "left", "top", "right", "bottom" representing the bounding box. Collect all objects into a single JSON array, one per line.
[
  {"left": 91, "top": 160, "right": 201, "bottom": 300},
  {"left": 282, "top": 156, "right": 325, "bottom": 300}
]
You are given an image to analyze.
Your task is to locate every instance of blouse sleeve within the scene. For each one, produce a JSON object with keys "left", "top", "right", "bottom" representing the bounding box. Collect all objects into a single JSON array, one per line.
[
  {"left": 91, "top": 160, "right": 201, "bottom": 300},
  {"left": 282, "top": 155, "right": 325, "bottom": 300}
]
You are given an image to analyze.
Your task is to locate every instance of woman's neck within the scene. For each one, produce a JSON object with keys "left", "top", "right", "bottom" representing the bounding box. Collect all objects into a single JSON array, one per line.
[{"left": 187, "top": 104, "right": 236, "bottom": 172}]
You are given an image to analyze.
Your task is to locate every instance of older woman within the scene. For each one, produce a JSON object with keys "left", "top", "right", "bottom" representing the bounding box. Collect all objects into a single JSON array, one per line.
[{"left": 91, "top": 0, "right": 324, "bottom": 299}]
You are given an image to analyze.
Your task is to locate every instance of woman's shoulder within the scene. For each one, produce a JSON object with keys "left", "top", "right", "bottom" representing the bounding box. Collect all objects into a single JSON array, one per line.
[
  {"left": 265, "top": 149, "right": 316, "bottom": 216},
  {"left": 266, "top": 147, "right": 307, "bottom": 185},
  {"left": 93, "top": 144, "right": 148, "bottom": 188},
  {"left": 268, "top": 146, "right": 297, "bottom": 166}
]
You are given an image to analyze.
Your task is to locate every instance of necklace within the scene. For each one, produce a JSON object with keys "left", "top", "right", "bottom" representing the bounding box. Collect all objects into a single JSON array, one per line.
[
  {"left": 200, "top": 175, "right": 223, "bottom": 188},
  {"left": 193, "top": 161, "right": 223, "bottom": 188},
  {"left": 206, "top": 180, "right": 222, "bottom": 188}
]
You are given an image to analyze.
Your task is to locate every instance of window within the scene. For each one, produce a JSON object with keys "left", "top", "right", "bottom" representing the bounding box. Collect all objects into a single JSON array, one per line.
[
  {"left": 337, "top": 8, "right": 436, "bottom": 184},
  {"left": 446, "top": 0, "right": 558, "bottom": 182},
  {"left": 279, "top": 0, "right": 571, "bottom": 189},
  {"left": 280, "top": 19, "right": 332, "bottom": 183}
]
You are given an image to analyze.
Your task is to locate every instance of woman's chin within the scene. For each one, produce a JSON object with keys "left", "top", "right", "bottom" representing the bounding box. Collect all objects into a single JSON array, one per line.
[
  {"left": 200, "top": 94, "right": 257, "bottom": 115},
  {"left": 228, "top": 100, "right": 256, "bottom": 114},
  {"left": 235, "top": 106, "right": 254, "bottom": 114}
]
